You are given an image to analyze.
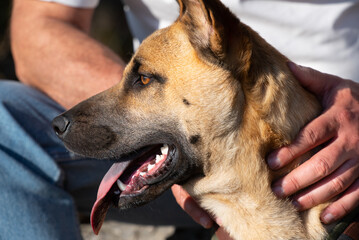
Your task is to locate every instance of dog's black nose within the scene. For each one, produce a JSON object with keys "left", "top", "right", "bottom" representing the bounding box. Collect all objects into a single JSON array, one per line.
[{"left": 52, "top": 115, "right": 70, "bottom": 137}]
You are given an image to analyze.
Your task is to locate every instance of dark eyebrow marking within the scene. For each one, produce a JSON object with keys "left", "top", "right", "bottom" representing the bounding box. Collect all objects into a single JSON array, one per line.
[
  {"left": 125, "top": 58, "right": 142, "bottom": 82},
  {"left": 124, "top": 59, "right": 142, "bottom": 92},
  {"left": 132, "top": 58, "right": 142, "bottom": 73},
  {"left": 125, "top": 57, "right": 167, "bottom": 92}
]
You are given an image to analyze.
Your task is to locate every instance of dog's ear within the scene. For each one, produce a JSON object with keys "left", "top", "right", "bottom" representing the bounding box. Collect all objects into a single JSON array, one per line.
[
  {"left": 177, "top": 0, "right": 229, "bottom": 60},
  {"left": 177, "top": 0, "right": 251, "bottom": 75}
]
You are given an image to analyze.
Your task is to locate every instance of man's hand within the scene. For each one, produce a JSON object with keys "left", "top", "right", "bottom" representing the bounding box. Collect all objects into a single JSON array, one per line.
[
  {"left": 268, "top": 62, "right": 359, "bottom": 224},
  {"left": 171, "top": 185, "right": 233, "bottom": 240},
  {"left": 171, "top": 185, "right": 214, "bottom": 228}
]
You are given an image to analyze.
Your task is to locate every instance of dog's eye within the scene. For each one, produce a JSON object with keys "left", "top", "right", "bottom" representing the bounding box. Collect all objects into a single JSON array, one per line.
[{"left": 140, "top": 75, "right": 151, "bottom": 85}]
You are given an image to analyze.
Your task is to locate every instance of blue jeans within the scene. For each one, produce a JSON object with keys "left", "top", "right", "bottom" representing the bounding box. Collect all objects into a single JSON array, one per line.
[{"left": 0, "top": 81, "right": 196, "bottom": 240}]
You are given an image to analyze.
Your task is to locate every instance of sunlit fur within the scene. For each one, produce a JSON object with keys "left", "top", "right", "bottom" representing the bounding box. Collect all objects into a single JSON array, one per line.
[
  {"left": 59, "top": 0, "right": 330, "bottom": 238},
  {"left": 129, "top": 0, "right": 327, "bottom": 238}
]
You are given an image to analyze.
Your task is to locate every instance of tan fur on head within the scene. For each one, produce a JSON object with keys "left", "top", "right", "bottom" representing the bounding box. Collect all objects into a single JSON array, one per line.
[{"left": 129, "top": 0, "right": 327, "bottom": 238}]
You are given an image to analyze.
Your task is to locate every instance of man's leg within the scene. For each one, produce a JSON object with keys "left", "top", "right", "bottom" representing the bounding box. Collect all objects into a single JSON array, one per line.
[
  {"left": 0, "top": 80, "right": 82, "bottom": 240},
  {"left": 0, "top": 81, "right": 197, "bottom": 239}
]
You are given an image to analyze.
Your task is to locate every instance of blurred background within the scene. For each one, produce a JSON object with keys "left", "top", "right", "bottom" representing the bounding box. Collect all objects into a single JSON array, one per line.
[
  {"left": 0, "top": 0, "right": 133, "bottom": 82},
  {"left": 0, "top": 0, "right": 16, "bottom": 80}
]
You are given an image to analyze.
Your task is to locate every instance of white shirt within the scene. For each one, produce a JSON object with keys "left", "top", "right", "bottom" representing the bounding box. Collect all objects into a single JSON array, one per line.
[{"left": 40, "top": 0, "right": 359, "bottom": 81}]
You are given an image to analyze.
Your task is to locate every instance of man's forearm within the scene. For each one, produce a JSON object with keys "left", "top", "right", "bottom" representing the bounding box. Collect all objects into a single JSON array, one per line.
[{"left": 11, "top": 0, "right": 126, "bottom": 109}]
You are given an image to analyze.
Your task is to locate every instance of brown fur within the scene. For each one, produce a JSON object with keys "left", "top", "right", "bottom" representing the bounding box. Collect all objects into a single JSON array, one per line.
[{"left": 54, "top": 0, "right": 331, "bottom": 239}]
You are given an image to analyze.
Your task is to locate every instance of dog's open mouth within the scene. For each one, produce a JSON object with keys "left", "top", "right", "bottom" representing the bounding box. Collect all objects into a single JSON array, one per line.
[{"left": 90, "top": 144, "right": 176, "bottom": 234}]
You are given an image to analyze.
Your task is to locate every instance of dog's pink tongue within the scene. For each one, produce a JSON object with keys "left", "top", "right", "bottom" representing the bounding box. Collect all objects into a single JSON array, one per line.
[{"left": 91, "top": 160, "right": 131, "bottom": 235}]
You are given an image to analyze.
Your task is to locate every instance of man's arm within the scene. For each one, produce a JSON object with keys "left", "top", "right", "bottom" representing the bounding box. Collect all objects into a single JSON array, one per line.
[{"left": 11, "top": 0, "right": 126, "bottom": 109}]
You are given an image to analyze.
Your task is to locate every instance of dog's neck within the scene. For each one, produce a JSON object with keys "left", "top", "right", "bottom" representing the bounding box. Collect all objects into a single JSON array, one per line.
[
  {"left": 185, "top": 50, "right": 325, "bottom": 239},
  {"left": 186, "top": 117, "right": 326, "bottom": 239},
  {"left": 186, "top": 120, "right": 308, "bottom": 239}
]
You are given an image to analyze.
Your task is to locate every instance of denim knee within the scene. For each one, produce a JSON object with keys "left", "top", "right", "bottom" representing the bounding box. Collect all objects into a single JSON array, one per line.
[{"left": 0, "top": 80, "right": 67, "bottom": 184}]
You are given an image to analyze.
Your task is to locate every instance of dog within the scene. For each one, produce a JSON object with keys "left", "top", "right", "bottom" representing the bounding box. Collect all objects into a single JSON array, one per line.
[{"left": 52, "top": 0, "right": 331, "bottom": 239}]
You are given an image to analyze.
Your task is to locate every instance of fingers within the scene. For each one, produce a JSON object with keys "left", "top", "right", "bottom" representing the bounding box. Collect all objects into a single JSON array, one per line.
[
  {"left": 272, "top": 139, "right": 347, "bottom": 197},
  {"left": 292, "top": 158, "right": 359, "bottom": 211},
  {"left": 267, "top": 110, "right": 336, "bottom": 170},
  {"left": 287, "top": 62, "right": 341, "bottom": 98},
  {"left": 215, "top": 227, "right": 234, "bottom": 240},
  {"left": 321, "top": 178, "right": 359, "bottom": 224},
  {"left": 269, "top": 63, "right": 359, "bottom": 224},
  {"left": 171, "top": 184, "right": 214, "bottom": 228}
]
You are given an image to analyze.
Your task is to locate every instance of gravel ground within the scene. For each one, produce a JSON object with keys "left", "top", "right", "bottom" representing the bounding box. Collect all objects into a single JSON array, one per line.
[
  {"left": 81, "top": 221, "right": 215, "bottom": 240},
  {"left": 81, "top": 221, "right": 175, "bottom": 240}
]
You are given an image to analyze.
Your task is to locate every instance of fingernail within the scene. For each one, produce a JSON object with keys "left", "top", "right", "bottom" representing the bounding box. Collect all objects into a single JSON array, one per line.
[
  {"left": 322, "top": 213, "right": 335, "bottom": 224},
  {"left": 272, "top": 185, "right": 285, "bottom": 198},
  {"left": 287, "top": 61, "right": 298, "bottom": 71},
  {"left": 215, "top": 217, "right": 223, "bottom": 226},
  {"left": 200, "top": 216, "right": 211, "bottom": 228},
  {"left": 292, "top": 200, "right": 301, "bottom": 210},
  {"left": 267, "top": 155, "right": 281, "bottom": 170}
]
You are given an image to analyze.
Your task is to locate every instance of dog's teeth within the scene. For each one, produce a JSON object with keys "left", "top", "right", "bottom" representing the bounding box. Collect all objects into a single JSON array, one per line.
[
  {"left": 117, "top": 179, "right": 127, "bottom": 191},
  {"left": 161, "top": 145, "right": 169, "bottom": 155},
  {"left": 140, "top": 172, "right": 146, "bottom": 177},
  {"left": 148, "top": 164, "right": 155, "bottom": 171},
  {"left": 155, "top": 154, "right": 163, "bottom": 163}
]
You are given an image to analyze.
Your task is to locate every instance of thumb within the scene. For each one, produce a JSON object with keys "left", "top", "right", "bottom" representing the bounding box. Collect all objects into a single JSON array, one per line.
[{"left": 287, "top": 62, "right": 339, "bottom": 98}]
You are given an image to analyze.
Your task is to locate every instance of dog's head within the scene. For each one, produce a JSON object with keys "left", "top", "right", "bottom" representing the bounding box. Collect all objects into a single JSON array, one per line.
[{"left": 52, "top": 0, "right": 319, "bottom": 234}]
